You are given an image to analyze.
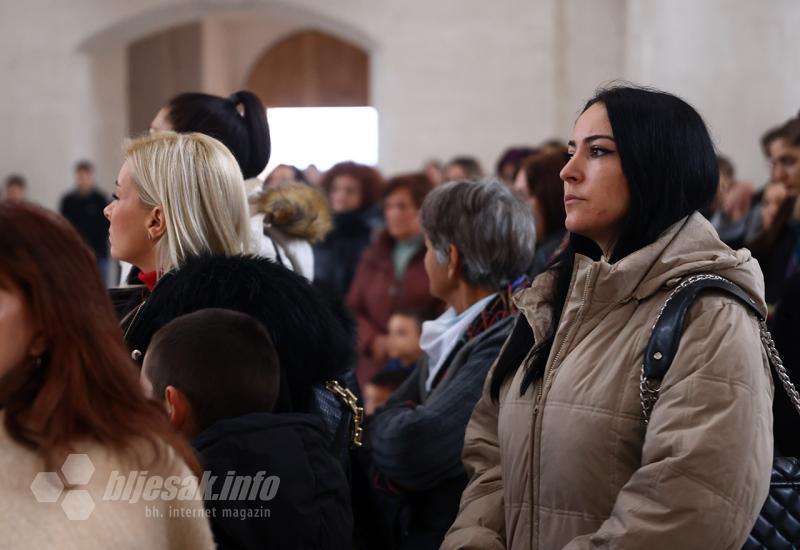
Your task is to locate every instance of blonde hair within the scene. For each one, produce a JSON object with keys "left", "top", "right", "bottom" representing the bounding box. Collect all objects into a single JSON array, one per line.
[{"left": 125, "top": 132, "right": 253, "bottom": 273}]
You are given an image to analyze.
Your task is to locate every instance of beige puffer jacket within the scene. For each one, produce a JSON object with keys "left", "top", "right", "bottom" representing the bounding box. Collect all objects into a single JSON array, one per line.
[{"left": 442, "top": 213, "right": 774, "bottom": 550}]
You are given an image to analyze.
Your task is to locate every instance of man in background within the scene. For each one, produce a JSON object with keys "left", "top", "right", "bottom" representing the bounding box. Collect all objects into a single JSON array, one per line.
[
  {"left": 4, "top": 174, "right": 27, "bottom": 203},
  {"left": 60, "top": 160, "right": 110, "bottom": 283}
]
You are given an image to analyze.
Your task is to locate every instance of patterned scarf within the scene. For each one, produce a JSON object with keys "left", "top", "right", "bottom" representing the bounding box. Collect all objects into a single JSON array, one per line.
[{"left": 430, "top": 276, "right": 525, "bottom": 390}]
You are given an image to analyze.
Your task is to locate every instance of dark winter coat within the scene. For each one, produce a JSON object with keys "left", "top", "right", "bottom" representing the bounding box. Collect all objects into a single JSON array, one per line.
[
  {"left": 313, "top": 209, "right": 376, "bottom": 299},
  {"left": 756, "top": 224, "right": 797, "bottom": 306},
  {"left": 772, "top": 270, "right": 800, "bottom": 457},
  {"left": 749, "top": 198, "right": 799, "bottom": 306},
  {"left": 368, "top": 312, "right": 516, "bottom": 550},
  {"left": 194, "top": 412, "right": 353, "bottom": 550},
  {"left": 124, "top": 254, "right": 356, "bottom": 414},
  {"left": 59, "top": 188, "right": 109, "bottom": 258},
  {"left": 346, "top": 231, "right": 443, "bottom": 388}
]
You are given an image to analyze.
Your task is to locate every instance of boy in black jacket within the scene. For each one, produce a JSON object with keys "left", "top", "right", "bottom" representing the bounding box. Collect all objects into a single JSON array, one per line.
[{"left": 142, "top": 308, "right": 352, "bottom": 549}]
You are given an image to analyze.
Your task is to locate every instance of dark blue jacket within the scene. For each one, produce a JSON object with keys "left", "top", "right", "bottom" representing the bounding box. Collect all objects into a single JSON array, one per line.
[{"left": 313, "top": 208, "right": 377, "bottom": 299}]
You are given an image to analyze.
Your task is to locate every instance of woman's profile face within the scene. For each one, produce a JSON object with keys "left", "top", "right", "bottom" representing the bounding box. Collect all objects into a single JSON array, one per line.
[
  {"left": 513, "top": 168, "right": 547, "bottom": 240},
  {"left": 512, "top": 167, "right": 529, "bottom": 198},
  {"left": 103, "top": 161, "right": 157, "bottom": 271},
  {"left": 0, "top": 280, "right": 39, "bottom": 377},
  {"left": 768, "top": 138, "right": 800, "bottom": 197},
  {"left": 149, "top": 107, "right": 173, "bottom": 133},
  {"left": 384, "top": 188, "right": 421, "bottom": 241},
  {"left": 330, "top": 175, "right": 363, "bottom": 213},
  {"left": 560, "top": 102, "right": 630, "bottom": 254}
]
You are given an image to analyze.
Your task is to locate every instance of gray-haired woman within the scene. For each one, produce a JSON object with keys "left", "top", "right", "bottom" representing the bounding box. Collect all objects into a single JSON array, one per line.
[{"left": 367, "top": 179, "right": 536, "bottom": 550}]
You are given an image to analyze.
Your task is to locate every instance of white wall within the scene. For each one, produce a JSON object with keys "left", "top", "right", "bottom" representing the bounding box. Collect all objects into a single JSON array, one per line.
[
  {"left": 197, "top": 2, "right": 555, "bottom": 177},
  {"left": 625, "top": 0, "right": 800, "bottom": 186},
  {"left": 1, "top": 0, "right": 799, "bottom": 208}
]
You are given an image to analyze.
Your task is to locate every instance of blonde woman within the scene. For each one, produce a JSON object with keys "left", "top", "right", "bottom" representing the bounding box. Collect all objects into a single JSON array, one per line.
[
  {"left": 147, "top": 91, "right": 332, "bottom": 282},
  {"left": 104, "top": 132, "right": 253, "bottom": 345}
]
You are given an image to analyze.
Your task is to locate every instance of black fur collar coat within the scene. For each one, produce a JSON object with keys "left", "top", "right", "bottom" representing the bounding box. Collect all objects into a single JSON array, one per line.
[{"left": 124, "top": 254, "right": 356, "bottom": 413}]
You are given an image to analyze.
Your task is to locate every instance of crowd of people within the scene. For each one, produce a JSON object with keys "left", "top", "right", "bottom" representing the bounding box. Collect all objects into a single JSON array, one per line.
[{"left": 1, "top": 83, "right": 798, "bottom": 549}]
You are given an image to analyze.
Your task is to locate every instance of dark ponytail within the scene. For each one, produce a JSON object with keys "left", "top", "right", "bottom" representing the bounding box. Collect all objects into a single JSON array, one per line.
[
  {"left": 166, "top": 90, "right": 271, "bottom": 179},
  {"left": 227, "top": 91, "right": 271, "bottom": 179}
]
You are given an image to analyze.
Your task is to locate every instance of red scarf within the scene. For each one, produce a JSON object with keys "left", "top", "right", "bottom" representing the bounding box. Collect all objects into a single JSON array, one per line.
[{"left": 137, "top": 270, "right": 158, "bottom": 291}]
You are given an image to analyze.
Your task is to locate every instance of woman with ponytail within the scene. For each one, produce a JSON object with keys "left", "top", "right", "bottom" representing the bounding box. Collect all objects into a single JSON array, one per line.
[
  {"left": 149, "top": 90, "right": 330, "bottom": 281},
  {"left": 150, "top": 90, "right": 270, "bottom": 182}
]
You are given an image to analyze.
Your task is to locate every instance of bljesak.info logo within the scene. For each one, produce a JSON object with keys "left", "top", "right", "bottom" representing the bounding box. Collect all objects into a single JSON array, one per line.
[{"left": 30, "top": 453, "right": 280, "bottom": 521}]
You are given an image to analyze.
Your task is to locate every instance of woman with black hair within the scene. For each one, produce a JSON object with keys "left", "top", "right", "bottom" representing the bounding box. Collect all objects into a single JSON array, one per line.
[
  {"left": 442, "top": 85, "right": 773, "bottom": 550},
  {"left": 149, "top": 91, "right": 328, "bottom": 281},
  {"left": 150, "top": 91, "right": 270, "bottom": 180}
]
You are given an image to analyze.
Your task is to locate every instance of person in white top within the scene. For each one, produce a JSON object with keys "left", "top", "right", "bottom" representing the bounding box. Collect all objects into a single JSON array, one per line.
[{"left": 0, "top": 201, "right": 213, "bottom": 549}]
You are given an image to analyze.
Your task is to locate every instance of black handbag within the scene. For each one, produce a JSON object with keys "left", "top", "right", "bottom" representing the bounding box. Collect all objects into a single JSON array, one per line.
[
  {"left": 640, "top": 274, "right": 800, "bottom": 549},
  {"left": 311, "top": 370, "right": 364, "bottom": 470}
]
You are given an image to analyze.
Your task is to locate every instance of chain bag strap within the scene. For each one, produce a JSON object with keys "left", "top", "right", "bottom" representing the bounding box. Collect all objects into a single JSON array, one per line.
[
  {"left": 639, "top": 273, "right": 800, "bottom": 549},
  {"left": 325, "top": 379, "right": 364, "bottom": 448},
  {"left": 640, "top": 273, "right": 800, "bottom": 422}
]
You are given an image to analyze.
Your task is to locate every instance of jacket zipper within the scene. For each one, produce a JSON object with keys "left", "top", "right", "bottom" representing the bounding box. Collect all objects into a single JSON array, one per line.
[
  {"left": 529, "top": 264, "right": 594, "bottom": 548},
  {"left": 533, "top": 267, "right": 594, "bottom": 411}
]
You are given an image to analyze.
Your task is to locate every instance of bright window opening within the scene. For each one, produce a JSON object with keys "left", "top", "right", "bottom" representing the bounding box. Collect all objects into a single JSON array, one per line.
[{"left": 262, "top": 107, "right": 379, "bottom": 175}]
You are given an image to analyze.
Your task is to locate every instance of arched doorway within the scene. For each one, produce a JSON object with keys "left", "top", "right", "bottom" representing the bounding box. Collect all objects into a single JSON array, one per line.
[
  {"left": 245, "top": 29, "right": 369, "bottom": 107},
  {"left": 78, "top": 3, "right": 378, "bottom": 185}
]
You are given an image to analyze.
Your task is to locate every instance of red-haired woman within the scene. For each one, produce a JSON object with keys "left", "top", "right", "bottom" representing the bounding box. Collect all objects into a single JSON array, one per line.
[
  {"left": 347, "top": 173, "right": 443, "bottom": 388},
  {"left": 0, "top": 202, "right": 213, "bottom": 549},
  {"left": 314, "top": 161, "right": 385, "bottom": 299}
]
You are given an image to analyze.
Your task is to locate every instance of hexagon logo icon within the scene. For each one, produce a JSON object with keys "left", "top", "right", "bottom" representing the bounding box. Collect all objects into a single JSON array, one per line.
[
  {"left": 30, "top": 472, "right": 64, "bottom": 503},
  {"left": 31, "top": 453, "right": 100, "bottom": 520},
  {"left": 61, "top": 454, "right": 95, "bottom": 485},
  {"left": 61, "top": 490, "right": 95, "bottom": 521}
]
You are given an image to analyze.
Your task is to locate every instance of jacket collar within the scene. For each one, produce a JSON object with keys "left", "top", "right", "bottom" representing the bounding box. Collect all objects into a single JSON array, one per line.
[{"left": 515, "top": 212, "right": 767, "bottom": 337}]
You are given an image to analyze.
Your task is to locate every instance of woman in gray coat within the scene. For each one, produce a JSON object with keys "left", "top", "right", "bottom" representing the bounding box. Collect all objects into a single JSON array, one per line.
[{"left": 367, "top": 179, "right": 537, "bottom": 550}]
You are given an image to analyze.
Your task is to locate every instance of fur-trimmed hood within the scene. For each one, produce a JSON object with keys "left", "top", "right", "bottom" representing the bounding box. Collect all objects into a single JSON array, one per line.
[
  {"left": 250, "top": 183, "right": 332, "bottom": 243},
  {"left": 125, "top": 254, "right": 356, "bottom": 413}
]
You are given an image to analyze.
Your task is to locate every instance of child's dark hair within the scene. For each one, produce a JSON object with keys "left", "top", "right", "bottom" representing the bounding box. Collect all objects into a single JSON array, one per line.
[
  {"left": 145, "top": 308, "right": 280, "bottom": 432},
  {"left": 74, "top": 160, "right": 94, "bottom": 173},
  {"left": 5, "top": 174, "right": 26, "bottom": 189},
  {"left": 369, "top": 369, "right": 411, "bottom": 391},
  {"left": 391, "top": 309, "right": 426, "bottom": 332}
]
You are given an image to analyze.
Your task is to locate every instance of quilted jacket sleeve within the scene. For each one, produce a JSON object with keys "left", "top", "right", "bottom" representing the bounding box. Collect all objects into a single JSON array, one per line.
[
  {"left": 564, "top": 300, "right": 774, "bottom": 550},
  {"left": 440, "top": 361, "right": 507, "bottom": 550}
]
